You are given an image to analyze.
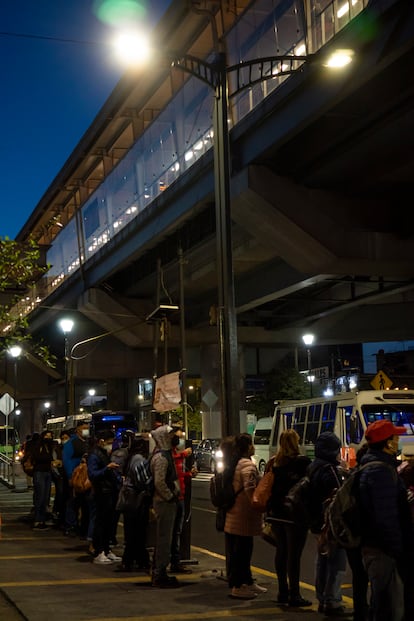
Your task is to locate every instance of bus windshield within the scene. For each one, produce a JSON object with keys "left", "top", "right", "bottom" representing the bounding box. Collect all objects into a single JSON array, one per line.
[
  {"left": 361, "top": 404, "right": 414, "bottom": 432},
  {"left": 91, "top": 411, "right": 138, "bottom": 441}
]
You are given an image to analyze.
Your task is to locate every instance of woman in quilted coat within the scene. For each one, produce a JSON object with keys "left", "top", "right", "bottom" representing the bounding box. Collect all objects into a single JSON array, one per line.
[{"left": 224, "top": 433, "right": 266, "bottom": 599}]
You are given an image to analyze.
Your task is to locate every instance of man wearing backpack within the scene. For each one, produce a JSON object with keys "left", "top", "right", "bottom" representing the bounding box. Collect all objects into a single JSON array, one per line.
[
  {"left": 309, "top": 431, "right": 348, "bottom": 616},
  {"left": 359, "top": 420, "right": 414, "bottom": 621}
]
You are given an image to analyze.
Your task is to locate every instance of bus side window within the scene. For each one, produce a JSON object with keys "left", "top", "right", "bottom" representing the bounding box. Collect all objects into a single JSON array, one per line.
[
  {"left": 321, "top": 401, "right": 336, "bottom": 433},
  {"left": 306, "top": 404, "right": 321, "bottom": 444},
  {"left": 293, "top": 406, "right": 306, "bottom": 444}
]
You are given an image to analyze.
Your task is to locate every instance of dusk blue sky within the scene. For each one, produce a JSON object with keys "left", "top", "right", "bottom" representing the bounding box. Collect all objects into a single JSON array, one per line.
[{"left": 1, "top": 0, "right": 171, "bottom": 239}]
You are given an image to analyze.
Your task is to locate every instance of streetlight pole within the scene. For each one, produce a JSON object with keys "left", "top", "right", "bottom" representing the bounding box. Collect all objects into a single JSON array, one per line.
[
  {"left": 172, "top": 53, "right": 310, "bottom": 437},
  {"left": 59, "top": 318, "right": 74, "bottom": 419},
  {"left": 118, "top": 34, "right": 352, "bottom": 437},
  {"left": 8, "top": 344, "right": 22, "bottom": 487},
  {"left": 302, "top": 333, "right": 315, "bottom": 397},
  {"left": 88, "top": 388, "right": 96, "bottom": 413}
]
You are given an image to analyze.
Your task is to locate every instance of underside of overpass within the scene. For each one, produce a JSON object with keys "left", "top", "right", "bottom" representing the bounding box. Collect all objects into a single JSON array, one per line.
[{"left": 17, "top": 0, "right": 414, "bottom": 404}]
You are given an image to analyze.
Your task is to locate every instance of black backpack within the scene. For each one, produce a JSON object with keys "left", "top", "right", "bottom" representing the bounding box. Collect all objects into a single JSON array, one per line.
[
  {"left": 322, "top": 460, "right": 396, "bottom": 549},
  {"left": 210, "top": 468, "right": 243, "bottom": 511}
]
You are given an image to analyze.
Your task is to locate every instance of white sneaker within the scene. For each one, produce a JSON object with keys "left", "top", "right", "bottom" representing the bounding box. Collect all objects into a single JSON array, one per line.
[
  {"left": 106, "top": 551, "right": 122, "bottom": 562},
  {"left": 93, "top": 552, "right": 112, "bottom": 564},
  {"left": 231, "top": 584, "right": 258, "bottom": 599},
  {"left": 249, "top": 582, "right": 268, "bottom": 594}
]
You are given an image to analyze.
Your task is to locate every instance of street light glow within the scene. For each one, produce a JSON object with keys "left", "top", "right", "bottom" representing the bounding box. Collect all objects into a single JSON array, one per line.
[
  {"left": 323, "top": 49, "right": 354, "bottom": 68},
  {"left": 8, "top": 345, "right": 22, "bottom": 358},
  {"left": 113, "top": 30, "right": 151, "bottom": 65},
  {"left": 302, "top": 333, "right": 315, "bottom": 347},
  {"left": 59, "top": 318, "right": 74, "bottom": 334}
]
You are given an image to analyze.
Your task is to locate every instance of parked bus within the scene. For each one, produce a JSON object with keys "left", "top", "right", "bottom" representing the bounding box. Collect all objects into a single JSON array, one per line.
[
  {"left": 45, "top": 414, "right": 92, "bottom": 439},
  {"left": 267, "top": 389, "right": 414, "bottom": 467},
  {"left": 0, "top": 425, "right": 21, "bottom": 461},
  {"left": 45, "top": 411, "right": 138, "bottom": 444},
  {"left": 89, "top": 410, "right": 138, "bottom": 442}
]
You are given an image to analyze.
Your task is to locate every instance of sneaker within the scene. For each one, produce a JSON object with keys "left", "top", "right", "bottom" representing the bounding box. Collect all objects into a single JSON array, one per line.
[
  {"left": 93, "top": 552, "right": 112, "bottom": 564},
  {"left": 151, "top": 575, "right": 180, "bottom": 588},
  {"left": 288, "top": 596, "right": 312, "bottom": 607},
  {"left": 324, "top": 605, "right": 349, "bottom": 616},
  {"left": 64, "top": 527, "right": 77, "bottom": 537},
  {"left": 230, "top": 585, "right": 258, "bottom": 599},
  {"left": 106, "top": 551, "right": 122, "bottom": 562},
  {"left": 33, "top": 522, "right": 49, "bottom": 531},
  {"left": 249, "top": 582, "right": 268, "bottom": 594}
]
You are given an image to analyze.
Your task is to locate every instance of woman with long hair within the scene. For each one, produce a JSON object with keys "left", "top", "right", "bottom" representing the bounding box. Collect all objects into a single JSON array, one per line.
[
  {"left": 224, "top": 433, "right": 267, "bottom": 599},
  {"left": 267, "top": 429, "right": 312, "bottom": 607}
]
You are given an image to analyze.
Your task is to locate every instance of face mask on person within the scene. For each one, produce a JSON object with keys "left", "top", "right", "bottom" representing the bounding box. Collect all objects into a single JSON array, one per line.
[
  {"left": 81, "top": 429, "right": 89, "bottom": 438},
  {"left": 103, "top": 444, "right": 112, "bottom": 454},
  {"left": 172, "top": 435, "right": 185, "bottom": 450}
]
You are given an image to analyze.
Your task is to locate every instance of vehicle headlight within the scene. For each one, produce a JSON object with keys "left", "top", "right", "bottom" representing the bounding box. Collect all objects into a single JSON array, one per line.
[{"left": 215, "top": 449, "right": 223, "bottom": 459}]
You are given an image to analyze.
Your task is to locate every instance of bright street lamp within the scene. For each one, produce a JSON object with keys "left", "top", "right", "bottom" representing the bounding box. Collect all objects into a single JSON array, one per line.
[
  {"left": 7, "top": 344, "right": 22, "bottom": 486},
  {"left": 115, "top": 31, "right": 352, "bottom": 436},
  {"left": 302, "top": 333, "right": 315, "bottom": 397},
  {"left": 88, "top": 388, "right": 96, "bottom": 413},
  {"left": 59, "top": 318, "right": 74, "bottom": 418}
]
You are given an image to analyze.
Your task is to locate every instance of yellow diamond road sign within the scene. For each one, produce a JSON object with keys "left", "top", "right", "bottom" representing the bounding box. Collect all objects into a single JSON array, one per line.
[{"left": 370, "top": 370, "right": 393, "bottom": 390}]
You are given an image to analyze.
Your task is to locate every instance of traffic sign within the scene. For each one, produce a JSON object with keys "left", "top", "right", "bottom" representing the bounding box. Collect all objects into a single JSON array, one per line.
[
  {"left": 370, "top": 370, "right": 393, "bottom": 390},
  {"left": 0, "top": 393, "right": 16, "bottom": 417},
  {"left": 202, "top": 389, "right": 218, "bottom": 410}
]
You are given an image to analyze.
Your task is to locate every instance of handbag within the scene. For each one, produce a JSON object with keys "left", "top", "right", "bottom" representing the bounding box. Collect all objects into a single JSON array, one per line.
[
  {"left": 215, "top": 507, "right": 226, "bottom": 532},
  {"left": 252, "top": 470, "right": 274, "bottom": 513},
  {"left": 116, "top": 483, "right": 147, "bottom": 513},
  {"left": 261, "top": 519, "right": 277, "bottom": 546}
]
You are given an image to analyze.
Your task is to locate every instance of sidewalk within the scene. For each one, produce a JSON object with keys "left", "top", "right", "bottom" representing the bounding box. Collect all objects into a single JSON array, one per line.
[{"left": 0, "top": 474, "right": 353, "bottom": 621}]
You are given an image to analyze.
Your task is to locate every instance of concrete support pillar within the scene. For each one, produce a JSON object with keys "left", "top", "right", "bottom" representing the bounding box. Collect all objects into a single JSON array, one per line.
[{"left": 199, "top": 343, "right": 245, "bottom": 439}]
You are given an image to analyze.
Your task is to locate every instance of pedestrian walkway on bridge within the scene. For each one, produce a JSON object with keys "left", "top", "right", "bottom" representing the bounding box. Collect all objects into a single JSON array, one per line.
[{"left": 0, "top": 470, "right": 353, "bottom": 621}]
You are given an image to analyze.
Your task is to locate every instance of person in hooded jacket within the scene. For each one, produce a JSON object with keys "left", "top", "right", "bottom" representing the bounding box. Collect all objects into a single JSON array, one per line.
[
  {"left": 150, "top": 424, "right": 181, "bottom": 588},
  {"left": 309, "top": 431, "right": 347, "bottom": 616}
]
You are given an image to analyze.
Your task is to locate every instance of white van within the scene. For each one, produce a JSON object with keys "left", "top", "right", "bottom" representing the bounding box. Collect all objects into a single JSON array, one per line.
[{"left": 251, "top": 417, "right": 274, "bottom": 474}]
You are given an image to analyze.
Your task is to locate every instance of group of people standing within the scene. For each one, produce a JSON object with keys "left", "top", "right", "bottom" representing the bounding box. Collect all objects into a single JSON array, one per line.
[
  {"left": 218, "top": 422, "right": 414, "bottom": 621},
  {"left": 22, "top": 420, "right": 198, "bottom": 588}
]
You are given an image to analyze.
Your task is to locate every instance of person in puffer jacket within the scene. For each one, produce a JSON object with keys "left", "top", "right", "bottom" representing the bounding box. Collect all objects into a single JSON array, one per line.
[
  {"left": 309, "top": 431, "right": 347, "bottom": 616},
  {"left": 150, "top": 424, "right": 181, "bottom": 588},
  {"left": 225, "top": 433, "right": 266, "bottom": 600},
  {"left": 359, "top": 420, "right": 414, "bottom": 621}
]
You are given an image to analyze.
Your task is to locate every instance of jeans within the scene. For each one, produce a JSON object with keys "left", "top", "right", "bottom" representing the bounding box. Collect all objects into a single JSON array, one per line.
[
  {"left": 315, "top": 536, "right": 347, "bottom": 608},
  {"left": 152, "top": 499, "right": 177, "bottom": 578},
  {"left": 362, "top": 546, "right": 404, "bottom": 621},
  {"left": 33, "top": 470, "right": 52, "bottom": 523}
]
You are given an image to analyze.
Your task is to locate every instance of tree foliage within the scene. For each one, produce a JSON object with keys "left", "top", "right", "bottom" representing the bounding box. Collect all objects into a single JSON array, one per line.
[
  {"left": 247, "top": 362, "right": 310, "bottom": 420},
  {"left": 0, "top": 237, "right": 56, "bottom": 367}
]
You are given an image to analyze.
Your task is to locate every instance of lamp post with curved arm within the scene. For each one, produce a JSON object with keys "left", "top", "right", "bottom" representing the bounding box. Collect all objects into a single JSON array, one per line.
[
  {"left": 59, "top": 318, "right": 74, "bottom": 418},
  {"left": 115, "top": 31, "right": 353, "bottom": 436}
]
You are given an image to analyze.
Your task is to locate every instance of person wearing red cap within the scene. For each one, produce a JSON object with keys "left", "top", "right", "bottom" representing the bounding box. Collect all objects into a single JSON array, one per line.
[{"left": 358, "top": 420, "right": 413, "bottom": 621}]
